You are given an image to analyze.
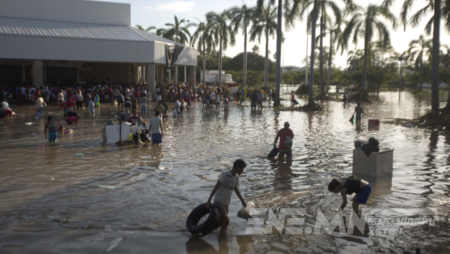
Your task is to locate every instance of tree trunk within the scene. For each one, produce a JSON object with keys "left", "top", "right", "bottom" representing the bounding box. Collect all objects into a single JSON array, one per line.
[
  {"left": 319, "top": 3, "right": 324, "bottom": 96},
  {"left": 244, "top": 22, "right": 248, "bottom": 87},
  {"left": 326, "top": 32, "right": 332, "bottom": 94},
  {"left": 305, "top": 19, "right": 309, "bottom": 86},
  {"left": 431, "top": 0, "right": 441, "bottom": 115},
  {"left": 362, "top": 36, "right": 369, "bottom": 92},
  {"left": 219, "top": 36, "right": 223, "bottom": 85},
  {"left": 265, "top": 30, "right": 269, "bottom": 89},
  {"left": 308, "top": 1, "right": 318, "bottom": 105},
  {"left": 203, "top": 41, "right": 206, "bottom": 86},
  {"left": 399, "top": 60, "right": 403, "bottom": 88},
  {"left": 274, "top": 0, "right": 282, "bottom": 106},
  {"left": 419, "top": 55, "right": 423, "bottom": 91}
]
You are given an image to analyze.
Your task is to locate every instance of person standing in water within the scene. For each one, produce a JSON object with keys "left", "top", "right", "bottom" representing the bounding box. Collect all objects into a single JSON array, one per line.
[
  {"left": 354, "top": 102, "right": 363, "bottom": 122},
  {"left": 149, "top": 111, "right": 163, "bottom": 145},
  {"left": 328, "top": 175, "right": 371, "bottom": 216},
  {"left": 273, "top": 122, "right": 294, "bottom": 158},
  {"left": 206, "top": 159, "right": 247, "bottom": 231},
  {"left": 45, "top": 116, "right": 58, "bottom": 143}
]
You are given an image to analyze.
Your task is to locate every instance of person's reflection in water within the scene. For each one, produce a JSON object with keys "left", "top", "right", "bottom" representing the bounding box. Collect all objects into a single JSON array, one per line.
[
  {"left": 275, "top": 158, "right": 293, "bottom": 191},
  {"left": 426, "top": 131, "right": 439, "bottom": 167},
  {"left": 185, "top": 232, "right": 253, "bottom": 254}
]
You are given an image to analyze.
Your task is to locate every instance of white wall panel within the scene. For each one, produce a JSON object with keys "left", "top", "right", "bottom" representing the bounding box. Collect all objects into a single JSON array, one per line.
[
  {"left": 175, "top": 47, "right": 198, "bottom": 66},
  {"left": 0, "top": 35, "right": 154, "bottom": 63},
  {"left": 153, "top": 42, "right": 166, "bottom": 65},
  {"left": 0, "top": 0, "right": 130, "bottom": 26}
]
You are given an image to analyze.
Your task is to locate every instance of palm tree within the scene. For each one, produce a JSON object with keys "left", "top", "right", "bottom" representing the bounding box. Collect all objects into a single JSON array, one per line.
[
  {"left": 392, "top": 51, "right": 409, "bottom": 88},
  {"left": 383, "top": 0, "right": 447, "bottom": 115},
  {"left": 135, "top": 25, "right": 157, "bottom": 33},
  {"left": 250, "top": 5, "right": 278, "bottom": 89},
  {"left": 206, "top": 11, "right": 235, "bottom": 86},
  {"left": 317, "top": 17, "right": 342, "bottom": 93},
  {"left": 405, "top": 35, "right": 432, "bottom": 90},
  {"left": 164, "top": 15, "right": 191, "bottom": 84},
  {"left": 342, "top": 4, "right": 397, "bottom": 93},
  {"left": 229, "top": 5, "right": 257, "bottom": 87},
  {"left": 191, "top": 19, "right": 216, "bottom": 86}
]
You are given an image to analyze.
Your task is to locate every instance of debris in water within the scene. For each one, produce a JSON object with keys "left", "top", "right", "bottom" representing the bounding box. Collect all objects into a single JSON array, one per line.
[{"left": 75, "top": 153, "right": 84, "bottom": 157}]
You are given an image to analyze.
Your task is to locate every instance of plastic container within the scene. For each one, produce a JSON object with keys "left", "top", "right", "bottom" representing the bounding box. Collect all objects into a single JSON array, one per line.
[{"left": 75, "top": 153, "right": 84, "bottom": 157}]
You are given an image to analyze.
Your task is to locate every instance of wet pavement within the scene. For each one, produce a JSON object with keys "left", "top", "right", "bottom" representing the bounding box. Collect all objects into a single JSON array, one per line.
[{"left": 0, "top": 86, "right": 449, "bottom": 253}]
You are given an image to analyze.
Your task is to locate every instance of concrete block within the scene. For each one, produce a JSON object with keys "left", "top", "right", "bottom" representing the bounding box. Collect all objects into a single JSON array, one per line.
[{"left": 353, "top": 149, "right": 394, "bottom": 176}]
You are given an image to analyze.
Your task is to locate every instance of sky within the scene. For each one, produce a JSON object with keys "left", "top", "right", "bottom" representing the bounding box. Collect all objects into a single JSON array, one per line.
[{"left": 96, "top": 0, "right": 450, "bottom": 68}]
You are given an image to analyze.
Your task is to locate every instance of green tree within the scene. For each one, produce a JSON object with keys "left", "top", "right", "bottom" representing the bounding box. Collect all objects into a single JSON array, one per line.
[
  {"left": 252, "top": 45, "right": 260, "bottom": 53},
  {"left": 135, "top": 25, "right": 157, "bottom": 33},
  {"left": 229, "top": 4, "right": 257, "bottom": 87},
  {"left": 191, "top": 19, "right": 216, "bottom": 86},
  {"left": 383, "top": 0, "right": 447, "bottom": 114},
  {"left": 342, "top": 4, "right": 397, "bottom": 93},
  {"left": 405, "top": 35, "right": 432, "bottom": 90},
  {"left": 250, "top": 4, "right": 278, "bottom": 89},
  {"left": 207, "top": 10, "right": 236, "bottom": 85}
]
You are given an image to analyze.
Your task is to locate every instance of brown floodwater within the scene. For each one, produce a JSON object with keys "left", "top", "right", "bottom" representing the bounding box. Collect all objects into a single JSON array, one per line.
[{"left": 0, "top": 86, "right": 449, "bottom": 254}]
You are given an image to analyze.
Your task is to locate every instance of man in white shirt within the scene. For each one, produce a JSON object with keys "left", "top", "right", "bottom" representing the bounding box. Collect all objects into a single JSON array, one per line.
[
  {"left": 206, "top": 159, "right": 247, "bottom": 231},
  {"left": 36, "top": 95, "right": 46, "bottom": 115}
]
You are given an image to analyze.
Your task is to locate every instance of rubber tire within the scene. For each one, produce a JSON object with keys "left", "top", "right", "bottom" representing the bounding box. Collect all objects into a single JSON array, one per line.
[{"left": 186, "top": 203, "right": 221, "bottom": 237}]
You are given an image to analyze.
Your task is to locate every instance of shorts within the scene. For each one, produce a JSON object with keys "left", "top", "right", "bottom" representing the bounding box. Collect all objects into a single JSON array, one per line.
[
  {"left": 279, "top": 149, "right": 292, "bottom": 158},
  {"left": 48, "top": 132, "right": 58, "bottom": 143},
  {"left": 356, "top": 114, "right": 361, "bottom": 122},
  {"left": 117, "top": 100, "right": 124, "bottom": 107},
  {"left": 125, "top": 102, "right": 131, "bottom": 109},
  {"left": 258, "top": 101, "right": 262, "bottom": 106},
  {"left": 140, "top": 104, "right": 147, "bottom": 112},
  {"left": 214, "top": 201, "right": 229, "bottom": 218},
  {"left": 151, "top": 133, "right": 162, "bottom": 144},
  {"left": 4, "top": 109, "right": 12, "bottom": 117},
  {"left": 251, "top": 101, "right": 257, "bottom": 107},
  {"left": 354, "top": 184, "right": 371, "bottom": 204}
]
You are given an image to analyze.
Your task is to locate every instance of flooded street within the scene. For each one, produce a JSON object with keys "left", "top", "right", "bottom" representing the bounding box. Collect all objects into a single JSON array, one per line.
[{"left": 0, "top": 86, "right": 449, "bottom": 254}]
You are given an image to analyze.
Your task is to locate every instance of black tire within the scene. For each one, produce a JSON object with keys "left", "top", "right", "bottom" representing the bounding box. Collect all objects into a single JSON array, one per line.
[{"left": 186, "top": 203, "right": 221, "bottom": 237}]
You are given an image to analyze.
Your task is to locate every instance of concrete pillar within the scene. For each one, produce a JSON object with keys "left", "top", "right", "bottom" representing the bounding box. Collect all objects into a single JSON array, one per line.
[
  {"left": 158, "top": 65, "right": 164, "bottom": 84},
  {"left": 174, "top": 66, "right": 178, "bottom": 84},
  {"left": 188, "top": 66, "right": 196, "bottom": 89},
  {"left": 146, "top": 63, "right": 155, "bottom": 95},
  {"left": 132, "top": 65, "right": 139, "bottom": 83},
  {"left": 32, "top": 60, "right": 43, "bottom": 87}
]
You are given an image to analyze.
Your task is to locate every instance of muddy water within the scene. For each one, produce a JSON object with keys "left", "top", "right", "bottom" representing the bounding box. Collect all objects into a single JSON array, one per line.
[{"left": 0, "top": 86, "right": 449, "bottom": 254}]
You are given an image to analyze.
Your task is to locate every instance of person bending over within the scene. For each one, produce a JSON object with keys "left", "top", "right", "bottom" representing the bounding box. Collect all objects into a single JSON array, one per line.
[{"left": 328, "top": 175, "right": 371, "bottom": 216}]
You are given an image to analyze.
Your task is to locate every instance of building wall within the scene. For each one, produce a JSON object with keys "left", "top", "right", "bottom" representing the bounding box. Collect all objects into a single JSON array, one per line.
[
  {"left": 0, "top": 0, "right": 130, "bottom": 26},
  {"left": 0, "top": 35, "right": 153, "bottom": 63},
  {"left": 80, "top": 62, "right": 131, "bottom": 83}
]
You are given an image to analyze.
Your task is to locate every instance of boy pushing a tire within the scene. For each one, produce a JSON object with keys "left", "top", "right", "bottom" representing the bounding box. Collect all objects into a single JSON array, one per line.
[{"left": 206, "top": 159, "right": 247, "bottom": 231}]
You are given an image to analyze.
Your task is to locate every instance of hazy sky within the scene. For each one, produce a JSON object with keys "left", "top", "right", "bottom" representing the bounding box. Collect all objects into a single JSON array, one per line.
[{"left": 97, "top": 0, "right": 449, "bottom": 68}]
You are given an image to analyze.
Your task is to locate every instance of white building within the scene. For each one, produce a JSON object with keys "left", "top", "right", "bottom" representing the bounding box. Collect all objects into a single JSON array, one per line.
[{"left": 0, "top": 0, "right": 197, "bottom": 94}]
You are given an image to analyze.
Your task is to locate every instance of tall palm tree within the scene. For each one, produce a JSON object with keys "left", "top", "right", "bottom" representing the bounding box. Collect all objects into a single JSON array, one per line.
[
  {"left": 164, "top": 15, "right": 191, "bottom": 84},
  {"left": 135, "top": 25, "right": 157, "bottom": 33},
  {"left": 191, "top": 19, "right": 216, "bottom": 86},
  {"left": 391, "top": 51, "right": 409, "bottom": 88},
  {"left": 229, "top": 5, "right": 257, "bottom": 87},
  {"left": 206, "top": 11, "right": 235, "bottom": 86},
  {"left": 317, "top": 17, "right": 342, "bottom": 93},
  {"left": 342, "top": 4, "right": 397, "bottom": 93},
  {"left": 257, "top": 0, "right": 293, "bottom": 106},
  {"left": 405, "top": 35, "right": 432, "bottom": 90},
  {"left": 250, "top": 5, "right": 278, "bottom": 89},
  {"left": 383, "top": 0, "right": 448, "bottom": 114}
]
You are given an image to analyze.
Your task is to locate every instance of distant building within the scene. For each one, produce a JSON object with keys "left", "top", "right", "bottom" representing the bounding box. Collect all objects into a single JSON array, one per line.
[{"left": 0, "top": 0, "right": 197, "bottom": 93}]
